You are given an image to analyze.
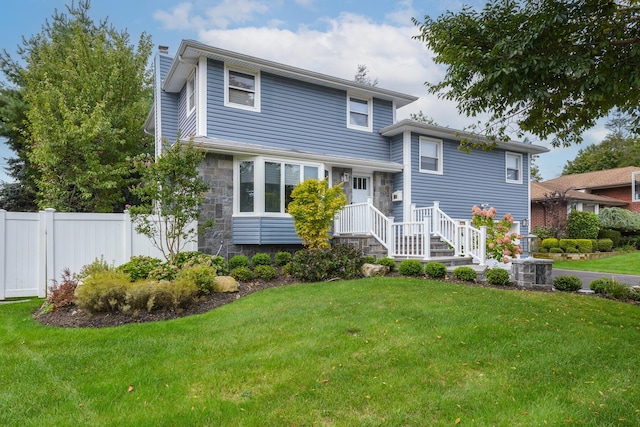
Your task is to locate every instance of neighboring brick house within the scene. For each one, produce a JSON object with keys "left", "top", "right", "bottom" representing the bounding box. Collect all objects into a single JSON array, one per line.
[{"left": 531, "top": 166, "right": 640, "bottom": 230}]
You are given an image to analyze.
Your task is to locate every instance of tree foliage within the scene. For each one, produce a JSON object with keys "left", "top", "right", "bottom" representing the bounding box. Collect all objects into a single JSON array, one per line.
[
  {"left": 598, "top": 207, "right": 640, "bottom": 231},
  {"left": 129, "top": 139, "right": 212, "bottom": 265},
  {"left": 353, "top": 64, "right": 378, "bottom": 86},
  {"left": 562, "top": 113, "right": 640, "bottom": 174},
  {"left": 566, "top": 210, "right": 599, "bottom": 239},
  {"left": 413, "top": 1, "right": 640, "bottom": 148},
  {"left": 1, "top": 0, "right": 153, "bottom": 212},
  {"left": 288, "top": 179, "right": 347, "bottom": 249}
]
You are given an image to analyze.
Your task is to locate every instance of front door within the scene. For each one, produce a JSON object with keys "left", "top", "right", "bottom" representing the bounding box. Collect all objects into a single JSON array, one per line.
[{"left": 352, "top": 175, "right": 371, "bottom": 204}]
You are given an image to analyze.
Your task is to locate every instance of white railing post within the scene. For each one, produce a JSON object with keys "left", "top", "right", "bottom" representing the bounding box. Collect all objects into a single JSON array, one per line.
[
  {"left": 410, "top": 203, "right": 416, "bottom": 221},
  {"left": 433, "top": 202, "right": 441, "bottom": 235},
  {"left": 479, "top": 225, "right": 487, "bottom": 265},
  {"left": 0, "top": 210, "right": 5, "bottom": 300},
  {"left": 387, "top": 217, "right": 395, "bottom": 257},
  {"left": 464, "top": 222, "right": 471, "bottom": 257},
  {"left": 423, "top": 217, "right": 431, "bottom": 260},
  {"left": 366, "top": 197, "right": 373, "bottom": 232}
]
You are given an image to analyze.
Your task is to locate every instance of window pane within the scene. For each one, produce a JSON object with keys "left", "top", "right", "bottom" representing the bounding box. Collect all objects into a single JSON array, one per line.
[
  {"left": 265, "top": 162, "right": 281, "bottom": 213},
  {"left": 507, "top": 154, "right": 519, "bottom": 169},
  {"left": 229, "top": 71, "right": 255, "bottom": 90},
  {"left": 421, "top": 156, "right": 438, "bottom": 171},
  {"left": 229, "top": 89, "right": 255, "bottom": 106},
  {"left": 350, "top": 98, "right": 368, "bottom": 114},
  {"left": 304, "top": 166, "right": 318, "bottom": 180},
  {"left": 350, "top": 112, "right": 368, "bottom": 127},
  {"left": 421, "top": 141, "right": 438, "bottom": 158},
  {"left": 507, "top": 168, "right": 519, "bottom": 181},
  {"left": 239, "top": 161, "right": 254, "bottom": 212},
  {"left": 284, "top": 164, "right": 300, "bottom": 212}
]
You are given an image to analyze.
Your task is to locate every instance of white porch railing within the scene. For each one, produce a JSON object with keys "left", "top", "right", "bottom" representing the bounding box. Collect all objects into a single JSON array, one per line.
[{"left": 334, "top": 199, "right": 487, "bottom": 264}]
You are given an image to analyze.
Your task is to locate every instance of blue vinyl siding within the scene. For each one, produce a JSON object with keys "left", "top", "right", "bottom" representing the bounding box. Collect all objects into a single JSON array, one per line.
[
  {"left": 158, "top": 55, "right": 179, "bottom": 140},
  {"left": 232, "top": 217, "right": 301, "bottom": 245},
  {"left": 178, "top": 86, "right": 197, "bottom": 137},
  {"left": 409, "top": 132, "right": 530, "bottom": 223},
  {"left": 206, "top": 59, "right": 393, "bottom": 161}
]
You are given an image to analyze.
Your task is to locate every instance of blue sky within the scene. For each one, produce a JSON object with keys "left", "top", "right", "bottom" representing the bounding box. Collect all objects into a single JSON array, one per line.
[{"left": 0, "top": 0, "right": 607, "bottom": 184}]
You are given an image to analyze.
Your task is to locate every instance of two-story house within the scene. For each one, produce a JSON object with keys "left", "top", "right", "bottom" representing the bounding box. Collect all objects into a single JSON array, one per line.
[{"left": 145, "top": 40, "right": 548, "bottom": 262}]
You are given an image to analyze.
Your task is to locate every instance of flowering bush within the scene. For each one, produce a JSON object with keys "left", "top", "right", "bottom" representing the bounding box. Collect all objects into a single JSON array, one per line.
[{"left": 471, "top": 205, "right": 523, "bottom": 263}]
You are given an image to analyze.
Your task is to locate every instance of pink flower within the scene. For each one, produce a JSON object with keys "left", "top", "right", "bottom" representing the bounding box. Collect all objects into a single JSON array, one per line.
[
  {"left": 502, "top": 257, "right": 510, "bottom": 263},
  {"left": 488, "top": 242, "right": 495, "bottom": 249},
  {"left": 503, "top": 249, "right": 511, "bottom": 256}
]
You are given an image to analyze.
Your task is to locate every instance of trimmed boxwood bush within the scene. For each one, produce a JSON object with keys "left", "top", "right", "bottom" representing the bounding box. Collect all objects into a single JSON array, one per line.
[
  {"left": 566, "top": 210, "right": 599, "bottom": 239},
  {"left": 398, "top": 260, "right": 423, "bottom": 277},
  {"left": 453, "top": 266, "right": 477, "bottom": 282},
  {"left": 229, "top": 255, "right": 250, "bottom": 270},
  {"left": 485, "top": 268, "right": 511, "bottom": 286},
  {"left": 553, "top": 275, "right": 582, "bottom": 291},
  {"left": 362, "top": 255, "right": 376, "bottom": 264},
  {"left": 541, "top": 238, "right": 559, "bottom": 250},
  {"left": 376, "top": 257, "right": 397, "bottom": 272},
  {"left": 424, "top": 261, "right": 446, "bottom": 279},
  {"left": 275, "top": 251, "right": 292, "bottom": 266},
  {"left": 549, "top": 247, "right": 564, "bottom": 253},
  {"left": 252, "top": 253, "right": 272, "bottom": 267},
  {"left": 230, "top": 266, "right": 253, "bottom": 281},
  {"left": 290, "top": 245, "right": 364, "bottom": 282},
  {"left": 598, "top": 229, "right": 621, "bottom": 248},
  {"left": 590, "top": 239, "right": 598, "bottom": 253},
  {"left": 254, "top": 265, "right": 277, "bottom": 281},
  {"left": 597, "top": 238, "right": 613, "bottom": 252},
  {"left": 559, "top": 239, "right": 578, "bottom": 253},
  {"left": 575, "top": 239, "right": 592, "bottom": 254}
]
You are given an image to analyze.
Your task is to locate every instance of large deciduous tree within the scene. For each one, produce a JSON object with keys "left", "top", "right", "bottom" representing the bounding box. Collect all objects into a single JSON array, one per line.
[
  {"left": 413, "top": 0, "right": 640, "bottom": 148},
  {"left": 1, "top": 0, "right": 153, "bottom": 212}
]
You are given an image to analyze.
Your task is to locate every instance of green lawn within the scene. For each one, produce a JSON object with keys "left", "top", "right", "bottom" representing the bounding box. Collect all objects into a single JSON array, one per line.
[
  {"left": 2, "top": 277, "right": 640, "bottom": 426},
  {"left": 552, "top": 251, "right": 640, "bottom": 275}
]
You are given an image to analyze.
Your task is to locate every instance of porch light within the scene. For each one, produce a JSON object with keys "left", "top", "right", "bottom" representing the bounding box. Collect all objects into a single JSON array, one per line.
[
  {"left": 523, "top": 234, "right": 539, "bottom": 257},
  {"left": 341, "top": 172, "right": 350, "bottom": 182},
  {"left": 521, "top": 218, "right": 528, "bottom": 228}
]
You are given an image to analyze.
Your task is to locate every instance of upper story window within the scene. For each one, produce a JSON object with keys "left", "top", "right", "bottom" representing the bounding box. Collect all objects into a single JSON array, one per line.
[
  {"left": 633, "top": 171, "right": 640, "bottom": 202},
  {"left": 506, "top": 152, "right": 523, "bottom": 184},
  {"left": 347, "top": 95, "right": 372, "bottom": 132},
  {"left": 186, "top": 71, "right": 196, "bottom": 115},
  {"left": 419, "top": 137, "right": 443, "bottom": 175},
  {"left": 225, "top": 66, "right": 260, "bottom": 112}
]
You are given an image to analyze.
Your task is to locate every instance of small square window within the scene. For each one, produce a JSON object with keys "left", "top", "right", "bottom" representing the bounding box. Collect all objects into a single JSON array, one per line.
[{"left": 506, "top": 152, "right": 523, "bottom": 184}]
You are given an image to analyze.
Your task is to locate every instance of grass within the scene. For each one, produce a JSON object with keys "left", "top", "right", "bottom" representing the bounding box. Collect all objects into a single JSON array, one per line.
[
  {"left": 2, "top": 277, "right": 640, "bottom": 426},
  {"left": 552, "top": 251, "right": 640, "bottom": 275}
]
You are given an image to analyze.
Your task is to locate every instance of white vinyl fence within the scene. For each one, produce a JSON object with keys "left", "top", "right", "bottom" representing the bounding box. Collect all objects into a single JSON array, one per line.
[{"left": 0, "top": 209, "right": 197, "bottom": 300}]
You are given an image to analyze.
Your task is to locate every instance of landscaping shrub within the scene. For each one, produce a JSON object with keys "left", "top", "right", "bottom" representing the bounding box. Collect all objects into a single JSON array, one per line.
[
  {"left": 362, "top": 255, "right": 376, "bottom": 264},
  {"left": 398, "top": 260, "right": 423, "bottom": 277},
  {"left": 597, "top": 238, "right": 613, "bottom": 252},
  {"left": 175, "top": 252, "right": 229, "bottom": 276},
  {"left": 591, "top": 239, "right": 598, "bottom": 253},
  {"left": 549, "top": 247, "right": 564, "bottom": 253},
  {"left": 376, "top": 257, "right": 397, "bottom": 272},
  {"left": 532, "top": 226, "right": 555, "bottom": 240},
  {"left": 541, "top": 238, "right": 559, "bottom": 250},
  {"left": 148, "top": 263, "right": 179, "bottom": 281},
  {"left": 566, "top": 210, "right": 599, "bottom": 239},
  {"left": 629, "top": 287, "right": 640, "bottom": 302},
  {"left": 598, "top": 229, "right": 621, "bottom": 248},
  {"left": 590, "top": 277, "right": 631, "bottom": 299},
  {"left": 275, "top": 251, "right": 292, "bottom": 266},
  {"left": 230, "top": 266, "right": 253, "bottom": 282},
  {"left": 46, "top": 268, "right": 78, "bottom": 311},
  {"left": 252, "top": 253, "right": 272, "bottom": 267},
  {"left": 117, "top": 256, "right": 162, "bottom": 281},
  {"left": 598, "top": 207, "right": 640, "bottom": 232},
  {"left": 576, "top": 239, "right": 593, "bottom": 254},
  {"left": 559, "top": 239, "right": 578, "bottom": 253},
  {"left": 553, "top": 275, "right": 582, "bottom": 292},
  {"left": 229, "top": 255, "right": 250, "bottom": 270},
  {"left": 176, "top": 264, "right": 217, "bottom": 294},
  {"left": 538, "top": 247, "right": 548, "bottom": 253},
  {"left": 123, "top": 281, "right": 156, "bottom": 313},
  {"left": 424, "top": 261, "right": 446, "bottom": 279},
  {"left": 74, "top": 271, "right": 131, "bottom": 313},
  {"left": 485, "top": 268, "right": 511, "bottom": 286},
  {"left": 290, "top": 245, "right": 364, "bottom": 282},
  {"left": 254, "top": 265, "right": 277, "bottom": 281},
  {"left": 453, "top": 266, "right": 477, "bottom": 282},
  {"left": 78, "top": 256, "right": 113, "bottom": 279},
  {"left": 153, "top": 279, "right": 199, "bottom": 311},
  {"left": 281, "top": 262, "right": 293, "bottom": 276}
]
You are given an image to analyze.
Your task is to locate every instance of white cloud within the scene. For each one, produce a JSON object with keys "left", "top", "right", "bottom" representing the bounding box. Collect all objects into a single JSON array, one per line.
[
  {"left": 204, "top": 0, "right": 270, "bottom": 29},
  {"left": 153, "top": 2, "right": 194, "bottom": 30}
]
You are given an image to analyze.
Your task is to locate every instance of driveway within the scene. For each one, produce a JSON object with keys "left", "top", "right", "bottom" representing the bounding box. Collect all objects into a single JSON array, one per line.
[{"left": 552, "top": 268, "right": 640, "bottom": 290}]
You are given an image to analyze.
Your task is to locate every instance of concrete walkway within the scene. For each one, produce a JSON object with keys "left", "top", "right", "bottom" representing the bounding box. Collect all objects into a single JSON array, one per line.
[{"left": 552, "top": 269, "right": 640, "bottom": 290}]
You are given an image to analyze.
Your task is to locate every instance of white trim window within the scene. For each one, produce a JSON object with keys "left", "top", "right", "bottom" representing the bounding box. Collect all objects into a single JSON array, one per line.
[
  {"left": 419, "top": 137, "right": 443, "bottom": 174},
  {"left": 633, "top": 171, "right": 640, "bottom": 202},
  {"left": 347, "top": 95, "right": 372, "bottom": 132},
  {"left": 225, "top": 66, "right": 260, "bottom": 112},
  {"left": 506, "top": 152, "right": 523, "bottom": 184},
  {"left": 236, "top": 158, "right": 321, "bottom": 214},
  {"left": 186, "top": 71, "right": 196, "bottom": 116}
]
